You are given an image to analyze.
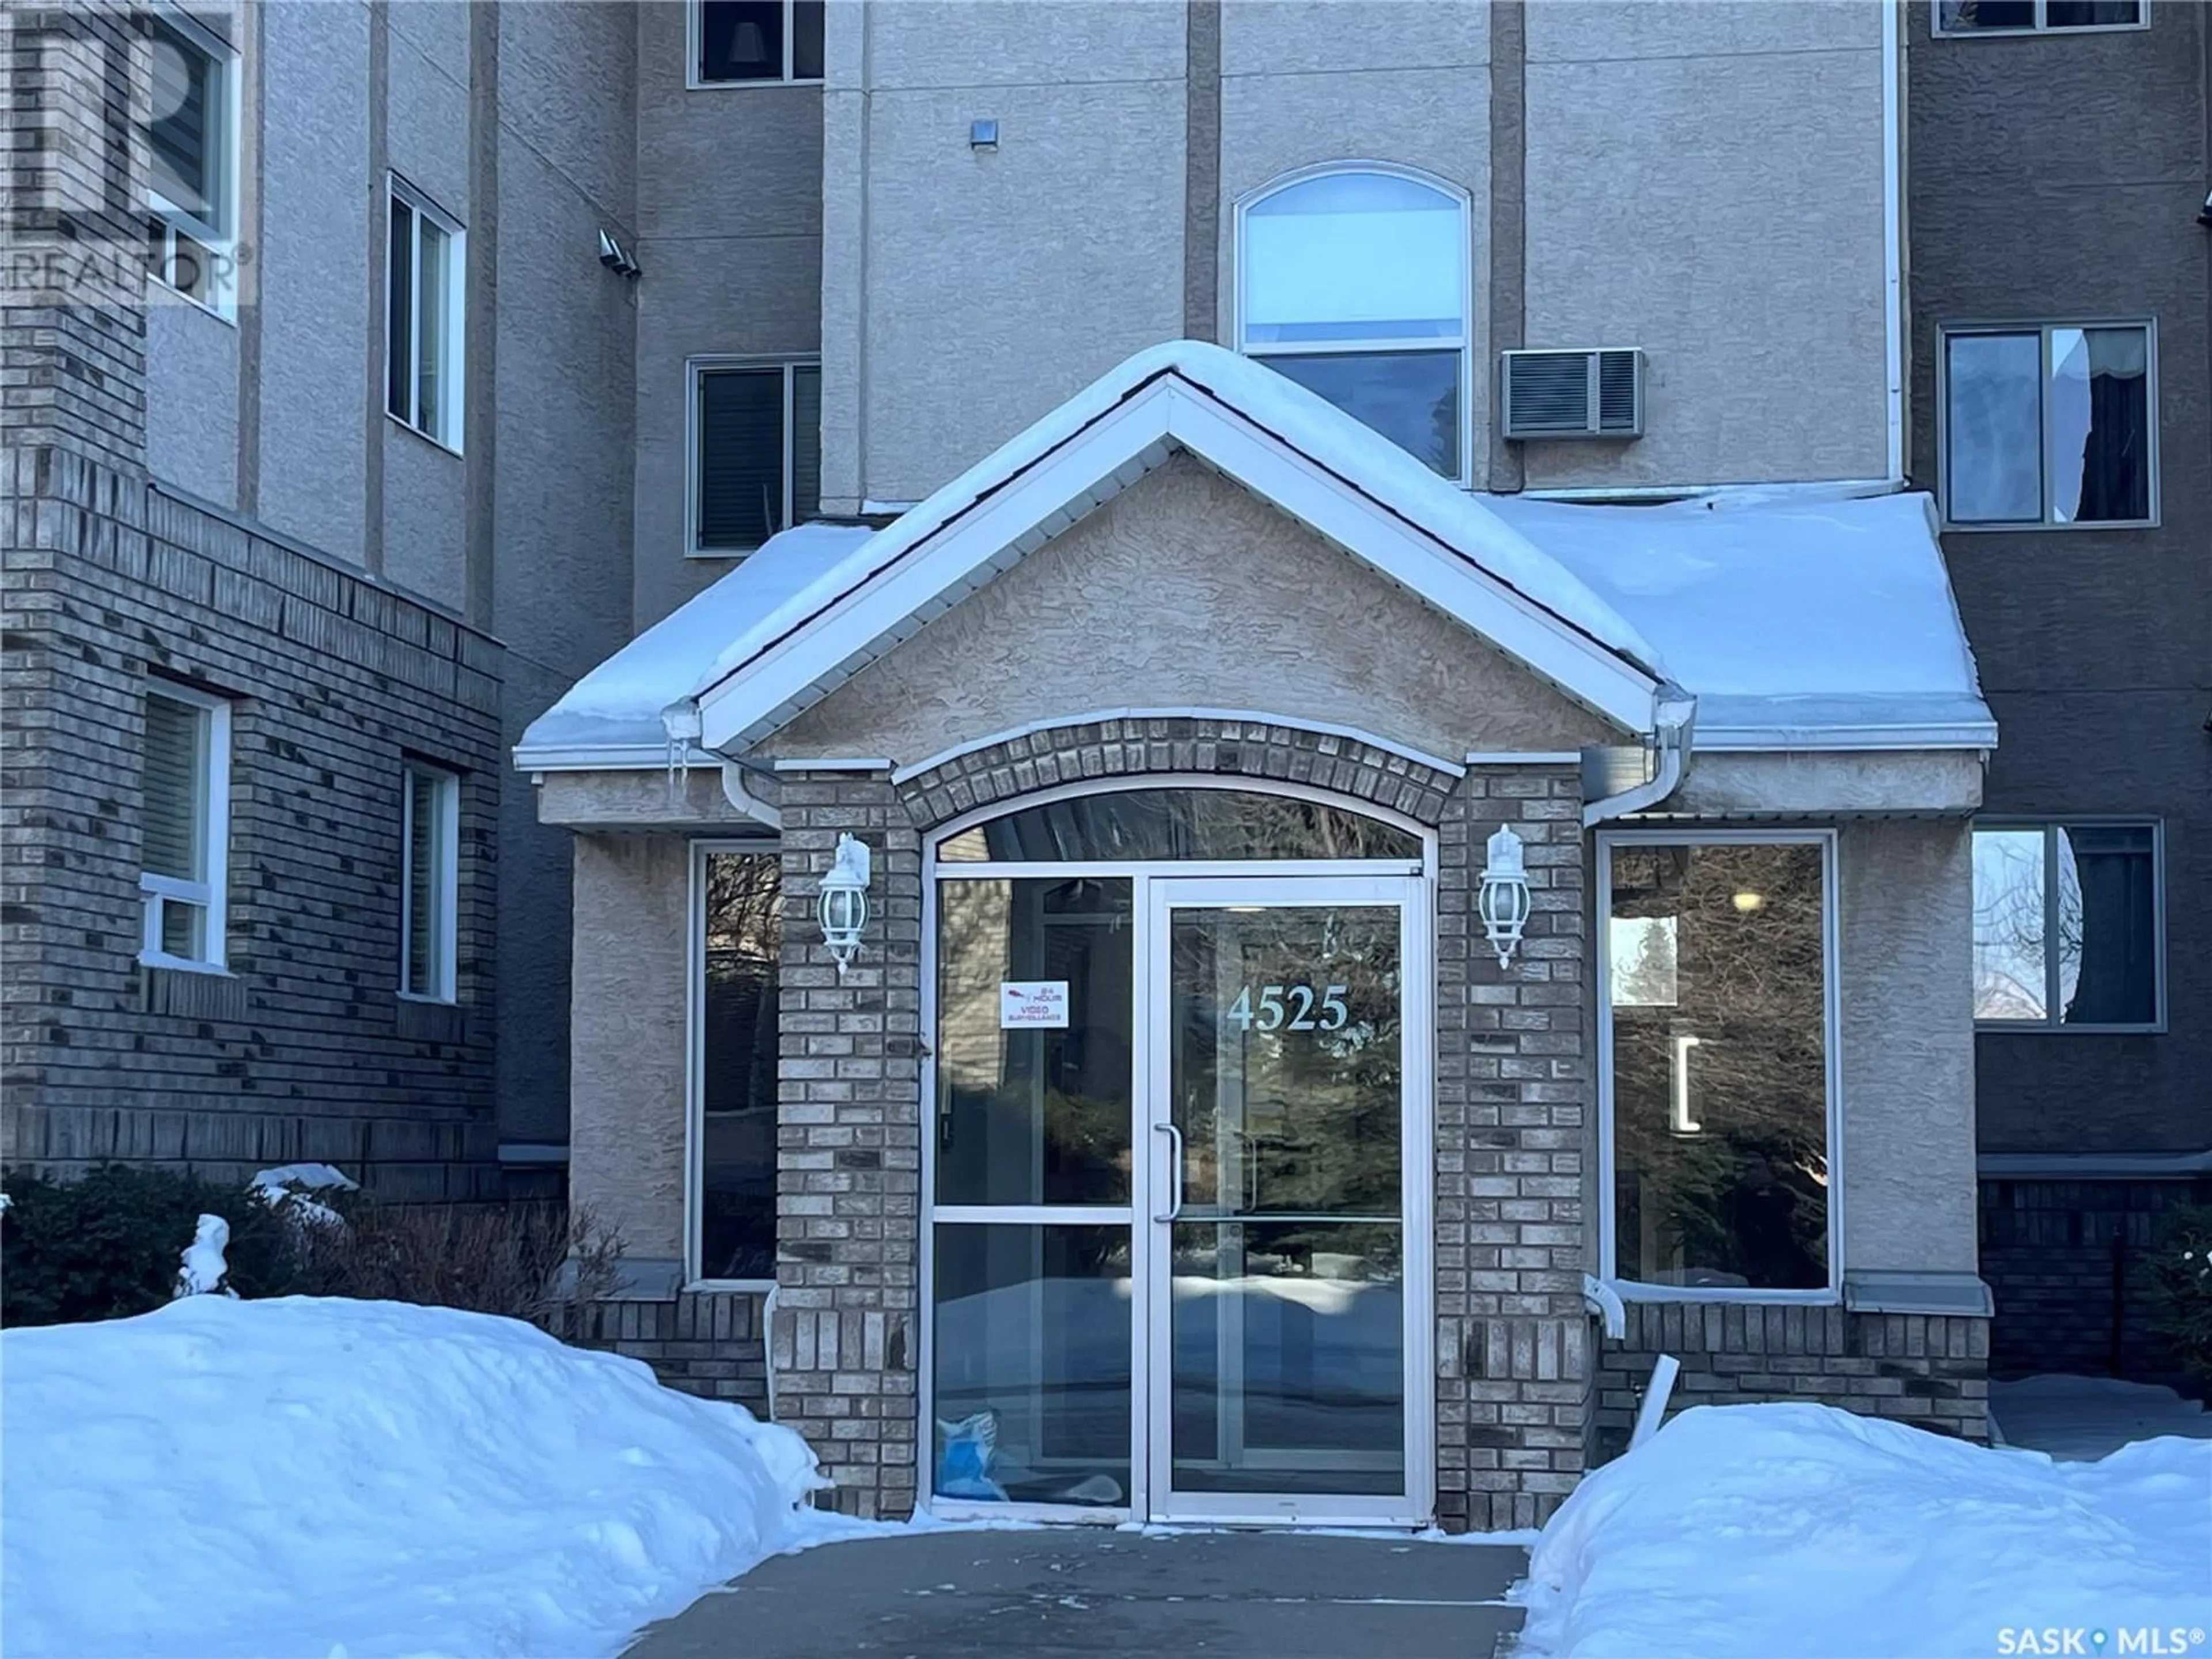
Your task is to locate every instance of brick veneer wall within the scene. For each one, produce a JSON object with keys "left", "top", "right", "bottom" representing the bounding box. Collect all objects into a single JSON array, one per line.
[
  {"left": 1593, "top": 1303, "right": 1991, "bottom": 1463},
  {"left": 558, "top": 1289, "right": 771, "bottom": 1415},
  {"left": 2, "top": 446, "right": 505, "bottom": 1199}
]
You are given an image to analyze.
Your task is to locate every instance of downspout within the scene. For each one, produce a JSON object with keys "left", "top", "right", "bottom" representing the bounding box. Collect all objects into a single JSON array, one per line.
[
  {"left": 1882, "top": 0, "right": 1906, "bottom": 486},
  {"left": 1583, "top": 685, "right": 1697, "bottom": 827}
]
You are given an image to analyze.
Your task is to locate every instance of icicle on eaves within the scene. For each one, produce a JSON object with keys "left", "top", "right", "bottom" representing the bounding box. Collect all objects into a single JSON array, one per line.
[{"left": 661, "top": 700, "right": 704, "bottom": 808}]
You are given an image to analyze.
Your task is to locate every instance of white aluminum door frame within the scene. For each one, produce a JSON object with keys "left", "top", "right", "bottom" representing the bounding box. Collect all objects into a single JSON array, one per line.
[{"left": 1141, "top": 873, "right": 1435, "bottom": 1527}]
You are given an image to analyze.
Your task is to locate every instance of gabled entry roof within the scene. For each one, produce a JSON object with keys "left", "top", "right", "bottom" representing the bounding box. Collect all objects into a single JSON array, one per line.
[{"left": 517, "top": 342, "right": 1993, "bottom": 767}]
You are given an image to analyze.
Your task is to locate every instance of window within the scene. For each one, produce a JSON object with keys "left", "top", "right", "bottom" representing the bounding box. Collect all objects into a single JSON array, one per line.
[
  {"left": 691, "top": 0, "right": 825, "bottom": 84},
  {"left": 400, "top": 764, "right": 460, "bottom": 1001},
  {"left": 1973, "top": 823, "right": 2162, "bottom": 1029},
  {"left": 139, "top": 684, "right": 231, "bottom": 971},
  {"left": 1236, "top": 168, "right": 1470, "bottom": 482},
  {"left": 1601, "top": 835, "right": 1837, "bottom": 1297},
  {"left": 1936, "top": 1, "right": 2145, "bottom": 35},
  {"left": 385, "top": 177, "right": 465, "bottom": 448},
  {"left": 145, "top": 11, "right": 238, "bottom": 315},
  {"left": 694, "top": 846, "right": 782, "bottom": 1281},
  {"left": 1941, "top": 323, "right": 2155, "bottom": 525},
  {"left": 690, "top": 358, "right": 821, "bottom": 552}
]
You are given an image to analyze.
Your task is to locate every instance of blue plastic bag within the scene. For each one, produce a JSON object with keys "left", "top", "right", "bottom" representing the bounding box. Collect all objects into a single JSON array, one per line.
[{"left": 934, "top": 1409, "right": 1009, "bottom": 1501}]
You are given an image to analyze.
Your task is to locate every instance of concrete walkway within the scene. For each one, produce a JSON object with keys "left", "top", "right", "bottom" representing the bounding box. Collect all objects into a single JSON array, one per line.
[{"left": 626, "top": 1529, "right": 1528, "bottom": 1659}]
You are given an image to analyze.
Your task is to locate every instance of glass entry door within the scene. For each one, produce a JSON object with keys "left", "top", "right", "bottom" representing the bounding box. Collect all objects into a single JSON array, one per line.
[{"left": 1145, "top": 876, "right": 1429, "bottom": 1525}]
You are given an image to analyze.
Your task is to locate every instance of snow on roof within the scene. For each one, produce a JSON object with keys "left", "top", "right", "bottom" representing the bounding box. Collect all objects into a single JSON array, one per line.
[{"left": 517, "top": 341, "right": 1991, "bottom": 764}]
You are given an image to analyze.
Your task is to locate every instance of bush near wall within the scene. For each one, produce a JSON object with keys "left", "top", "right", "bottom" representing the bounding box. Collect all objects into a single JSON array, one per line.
[{"left": 2143, "top": 1204, "right": 2212, "bottom": 1389}]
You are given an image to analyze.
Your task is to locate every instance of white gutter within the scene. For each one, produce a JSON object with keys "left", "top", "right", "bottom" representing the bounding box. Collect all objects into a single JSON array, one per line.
[
  {"left": 1882, "top": 0, "right": 1906, "bottom": 484},
  {"left": 1583, "top": 687, "right": 1697, "bottom": 827},
  {"left": 718, "top": 759, "right": 781, "bottom": 830}
]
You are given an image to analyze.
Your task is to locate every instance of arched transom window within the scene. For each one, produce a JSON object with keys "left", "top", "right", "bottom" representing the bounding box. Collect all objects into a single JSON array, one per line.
[{"left": 1237, "top": 168, "right": 1470, "bottom": 483}]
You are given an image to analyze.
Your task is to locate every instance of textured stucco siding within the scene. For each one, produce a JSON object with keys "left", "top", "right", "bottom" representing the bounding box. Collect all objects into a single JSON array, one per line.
[
  {"left": 764, "top": 456, "right": 1620, "bottom": 766},
  {"left": 1665, "top": 750, "right": 1984, "bottom": 818},
  {"left": 1520, "top": 2, "right": 1889, "bottom": 489},
  {"left": 569, "top": 834, "right": 691, "bottom": 1260},
  {"left": 1906, "top": 4, "right": 2210, "bottom": 1160},
  {"left": 1839, "top": 819, "right": 1979, "bottom": 1275}
]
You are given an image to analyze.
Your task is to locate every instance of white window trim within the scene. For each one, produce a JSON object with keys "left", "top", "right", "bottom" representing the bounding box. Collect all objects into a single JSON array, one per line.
[
  {"left": 1594, "top": 828, "right": 1844, "bottom": 1305},
  {"left": 145, "top": 5, "right": 242, "bottom": 323},
  {"left": 399, "top": 763, "right": 461, "bottom": 1003},
  {"left": 1230, "top": 161, "right": 1475, "bottom": 488},
  {"left": 685, "top": 838, "right": 782, "bottom": 1290},
  {"left": 1972, "top": 817, "right": 2166, "bottom": 1034},
  {"left": 1932, "top": 0, "right": 2150, "bottom": 36},
  {"left": 138, "top": 682, "right": 232, "bottom": 975},
  {"left": 384, "top": 173, "right": 468, "bottom": 454},
  {"left": 685, "top": 0, "right": 824, "bottom": 89},
  {"left": 1937, "top": 317, "right": 2159, "bottom": 530},
  {"left": 685, "top": 354, "right": 818, "bottom": 556}
]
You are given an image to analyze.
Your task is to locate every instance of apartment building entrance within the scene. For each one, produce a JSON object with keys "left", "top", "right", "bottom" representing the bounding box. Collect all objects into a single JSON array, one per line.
[{"left": 923, "top": 782, "right": 1435, "bottom": 1526}]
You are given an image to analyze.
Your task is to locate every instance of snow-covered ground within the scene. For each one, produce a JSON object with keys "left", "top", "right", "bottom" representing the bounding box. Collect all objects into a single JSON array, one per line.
[
  {"left": 1, "top": 1296, "right": 882, "bottom": 1658},
  {"left": 1992, "top": 1373, "right": 2212, "bottom": 1460},
  {"left": 1516, "top": 1402, "right": 2212, "bottom": 1659}
]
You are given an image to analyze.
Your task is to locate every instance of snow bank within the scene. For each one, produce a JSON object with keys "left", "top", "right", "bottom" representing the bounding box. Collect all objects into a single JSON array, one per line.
[
  {"left": 1992, "top": 1374, "right": 2212, "bottom": 1460},
  {"left": 1516, "top": 1403, "right": 2212, "bottom": 1659},
  {"left": 2, "top": 1296, "right": 872, "bottom": 1658}
]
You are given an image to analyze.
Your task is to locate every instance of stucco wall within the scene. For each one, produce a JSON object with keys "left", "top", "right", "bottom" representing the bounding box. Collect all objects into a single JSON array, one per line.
[
  {"left": 764, "top": 455, "right": 1620, "bottom": 766},
  {"left": 569, "top": 834, "right": 691, "bottom": 1261},
  {"left": 1666, "top": 750, "right": 1985, "bottom": 818},
  {"left": 1839, "top": 819, "right": 1979, "bottom": 1275}
]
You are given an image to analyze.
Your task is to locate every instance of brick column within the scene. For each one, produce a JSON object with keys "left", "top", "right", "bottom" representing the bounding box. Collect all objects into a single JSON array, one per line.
[
  {"left": 1433, "top": 762, "right": 1591, "bottom": 1532},
  {"left": 771, "top": 771, "right": 925, "bottom": 1519}
]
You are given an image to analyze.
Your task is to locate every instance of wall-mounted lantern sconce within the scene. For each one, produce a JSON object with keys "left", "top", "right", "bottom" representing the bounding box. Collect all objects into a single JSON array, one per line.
[
  {"left": 818, "top": 833, "right": 870, "bottom": 976},
  {"left": 1478, "top": 824, "right": 1532, "bottom": 970}
]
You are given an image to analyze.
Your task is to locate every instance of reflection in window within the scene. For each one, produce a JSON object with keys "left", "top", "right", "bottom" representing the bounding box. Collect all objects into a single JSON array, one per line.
[
  {"left": 936, "top": 789, "right": 1422, "bottom": 864},
  {"left": 1942, "top": 324, "right": 2153, "bottom": 525},
  {"left": 1973, "top": 824, "right": 2160, "bottom": 1028},
  {"left": 1606, "top": 842, "right": 1831, "bottom": 1293},
  {"left": 695, "top": 0, "right": 825, "bottom": 82},
  {"left": 1937, "top": 0, "right": 2141, "bottom": 32},
  {"left": 699, "top": 848, "right": 781, "bottom": 1279},
  {"left": 1237, "top": 169, "right": 1469, "bottom": 479}
]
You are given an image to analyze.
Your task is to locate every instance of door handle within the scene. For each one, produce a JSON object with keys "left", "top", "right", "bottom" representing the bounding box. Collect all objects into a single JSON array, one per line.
[{"left": 1152, "top": 1123, "right": 1184, "bottom": 1224}]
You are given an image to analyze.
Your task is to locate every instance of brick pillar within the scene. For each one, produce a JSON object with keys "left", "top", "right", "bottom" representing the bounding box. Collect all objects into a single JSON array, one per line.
[
  {"left": 1433, "top": 762, "right": 1591, "bottom": 1532},
  {"left": 771, "top": 771, "right": 925, "bottom": 1520}
]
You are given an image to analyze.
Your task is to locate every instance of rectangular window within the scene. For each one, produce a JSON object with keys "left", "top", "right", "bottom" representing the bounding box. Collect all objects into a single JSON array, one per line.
[
  {"left": 691, "top": 358, "right": 820, "bottom": 552},
  {"left": 1601, "top": 835, "right": 1836, "bottom": 1297},
  {"left": 400, "top": 764, "right": 460, "bottom": 1002},
  {"left": 692, "top": 0, "right": 825, "bottom": 84},
  {"left": 1941, "top": 323, "right": 2155, "bottom": 526},
  {"left": 694, "top": 846, "right": 782, "bottom": 1282},
  {"left": 1972, "top": 823, "right": 2162, "bottom": 1029},
  {"left": 385, "top": 177, "right": 465, "bottom": 448},
  {"left": 1935, "top": 1, "right": 2145, "bottom": 34},
  {"left": 140, "top": 684, "right": 231, "bottom": 971},
  {"left": 145, "top": 10, "right": 239, "bottom": 315}
]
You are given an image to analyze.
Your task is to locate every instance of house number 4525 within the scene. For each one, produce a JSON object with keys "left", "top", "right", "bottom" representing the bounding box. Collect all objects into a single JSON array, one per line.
[{"left": 1227, "top": 983, "right": 1350, "bottom": 1032}]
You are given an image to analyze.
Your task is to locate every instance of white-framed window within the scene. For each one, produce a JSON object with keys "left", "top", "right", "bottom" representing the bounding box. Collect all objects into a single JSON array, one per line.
[
  {"left": 145, "top": 8, "right": 241, "bottom": 317},
  {"left": 1598, "top": 831, "right": 1840, "bottom": 1301},
  {"left": 1934, "top": 1, "right": 2146, "bottom": 36},
  {"left": 1235, "top": 165, "right": 1471, "bottom": 483},
  {"left": 1939, "top": 321, "right": 2156, "bottom": 527},
  {"left": 385, "top": 176, "right": 466, "bottom": 450},
  {"left": 690, "top": 0, "right": 825, "bottom": 85},
  {"left": 689, "top": 356, "right": 821, "bottom": 553},
  {"left": 688, "top": 841, "right": 783, "bottom": 1285},
  {"left": 139, "top": 683, "right": 231, "bottom": 972},
  {"left": 400, "top": 763, "right": 461, "bottom": 1002},
  {"left": 1972, "top": 821, "right": 2163, "bottom": 1031}
]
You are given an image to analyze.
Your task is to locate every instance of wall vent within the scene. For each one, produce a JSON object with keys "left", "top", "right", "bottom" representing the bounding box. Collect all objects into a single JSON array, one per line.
[{"left": 1500, "top": 348, "right": 1643, "bottom": 439}]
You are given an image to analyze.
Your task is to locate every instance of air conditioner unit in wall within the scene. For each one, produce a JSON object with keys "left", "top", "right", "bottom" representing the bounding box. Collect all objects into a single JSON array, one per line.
[{"left": 1500, "top": 347, "right": 1643, "bottom": 439}]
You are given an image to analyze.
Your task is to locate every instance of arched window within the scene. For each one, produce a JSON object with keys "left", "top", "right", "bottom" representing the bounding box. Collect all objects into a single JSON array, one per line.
[{"left": 1236, "top": 168, "right": 1470, "bottom": 482}]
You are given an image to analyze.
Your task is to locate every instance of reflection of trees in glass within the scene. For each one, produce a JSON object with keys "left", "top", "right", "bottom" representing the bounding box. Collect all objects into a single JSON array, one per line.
[
  {"left": 1974, "top": 825, "right": 2155, "bottom": 1026},
  {"left": 702, "top": 850, "right": 781, "bottom": 1281},
  {"left": 946, "top": 789, "right": 1420, "bottom": 863}
]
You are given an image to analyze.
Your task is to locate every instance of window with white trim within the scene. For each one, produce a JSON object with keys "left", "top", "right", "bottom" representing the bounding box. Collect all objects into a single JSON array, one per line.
[
  {"left": 385, "top": 177, "right": 465, "bottom": 448},
  {"left": 692, "top": 0, "right": 824, "bottom": 84},
  {"left": 1972, "top": 823, "right": 2162, "bottom": 1029},
  {"left": 139, "top": 684, "right": 230, "bottom": 971},
  {"left": 1940, "top": 322, "right": 2155, "bottom": 526},
  {"left": 1602, "top": 835, "right": 1835, "bottom": 1295},
  {"left": 695, "top": 846, "right": 782, "bottom": 1281},
  {"left": 400, "top": 764, "right": 461, "bottom": 1002},
  {"left": 145, "top": 10, "right": 238, "bottom": 315},
  {"left": 1236, "top": 168, "right": 1470, "bottom": 482},
  {"left": 1935, "top": 1, "right": 2145, "bottom": 35},
  {"left": 691, "top": 358, "right": 820, "bottom": 552}
]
